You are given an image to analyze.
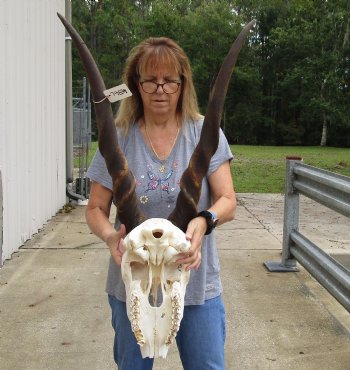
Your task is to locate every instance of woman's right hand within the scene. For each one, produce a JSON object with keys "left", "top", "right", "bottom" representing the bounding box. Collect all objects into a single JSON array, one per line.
[
  {"left": 105, "top": 224, "right": 127, "bottom": 266},
  {"left": 86, "top": 182, "right": 128, "bottom": 266}
]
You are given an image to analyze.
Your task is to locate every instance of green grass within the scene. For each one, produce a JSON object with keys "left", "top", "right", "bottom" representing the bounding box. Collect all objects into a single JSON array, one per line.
[
  {"left": 79, "top": 142, "right": 350, "bottom": 193},
  {"left": 231, "top": 145, "right": 350, "bottom": 193},
  {"left": 74, "top": 142, "right": 98, "bottom": 168}
]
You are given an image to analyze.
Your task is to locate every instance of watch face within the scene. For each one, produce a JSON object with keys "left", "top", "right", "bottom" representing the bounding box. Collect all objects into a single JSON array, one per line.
[{"left": 208, "top": 211, "right": 219, "bottom": 228}]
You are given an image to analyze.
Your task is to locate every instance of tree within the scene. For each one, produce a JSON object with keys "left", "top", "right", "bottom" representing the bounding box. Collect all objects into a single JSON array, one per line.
[
  {"left": 70, "top": 0, "right": 350, "bottom": 146},
  {"left": 269, "top": 0, "right": 350, "bottom": 145}
]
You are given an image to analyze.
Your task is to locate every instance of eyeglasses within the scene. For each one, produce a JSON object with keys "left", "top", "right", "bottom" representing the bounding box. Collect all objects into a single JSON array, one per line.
[{"left": 139, "top": 80, "right": 181, "bottom": 94}]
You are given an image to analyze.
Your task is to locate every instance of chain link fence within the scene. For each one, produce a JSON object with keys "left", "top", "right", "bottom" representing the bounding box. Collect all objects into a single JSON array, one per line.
[{"left": 73, "top": 77, "right": 92, "bottom": 199}]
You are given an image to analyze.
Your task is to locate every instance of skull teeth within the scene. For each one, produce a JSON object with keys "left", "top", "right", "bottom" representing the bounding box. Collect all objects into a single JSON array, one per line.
[
  {"left": 132, "top": 317, "right": 139, "bottom": 325},
  {"left": 134, "top": 329, "right": 145, "bottom": 345},
  {"left": 129, "top": 293, "right": 145, "bottom": 346},
  {"left": 132, "top": 306, "right": 140, "bottom": 314},
  {"left": 165, "top": 292, "right": 182, "bottom": 345}
]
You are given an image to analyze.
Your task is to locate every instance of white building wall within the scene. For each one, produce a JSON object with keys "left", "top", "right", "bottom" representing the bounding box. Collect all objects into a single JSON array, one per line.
[{"left": 0, "top": 0, "right": 66, "bottom": 263}]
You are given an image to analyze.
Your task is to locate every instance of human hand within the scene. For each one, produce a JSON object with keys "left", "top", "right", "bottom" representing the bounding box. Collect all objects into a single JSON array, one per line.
[
  {"left": 176, "top": 217, "right": 207, "bottom": 271},
  {"left": 105, "top": 224, "right": 127, "bottom": 266}
]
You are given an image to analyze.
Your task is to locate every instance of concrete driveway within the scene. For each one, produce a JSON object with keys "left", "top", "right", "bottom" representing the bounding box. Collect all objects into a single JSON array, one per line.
[{"left": 0, "top": 194, "right": 349, "bottom": 370}]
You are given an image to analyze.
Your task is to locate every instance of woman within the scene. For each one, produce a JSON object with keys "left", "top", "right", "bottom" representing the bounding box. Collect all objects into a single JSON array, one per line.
[{"left": 86, "top": 37, "right": 236, "bottom": 370}]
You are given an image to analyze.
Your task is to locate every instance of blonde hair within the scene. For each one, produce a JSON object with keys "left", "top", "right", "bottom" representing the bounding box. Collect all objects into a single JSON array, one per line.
[{"left": 115, "top": 37, "right": 202, "bottom": 131}]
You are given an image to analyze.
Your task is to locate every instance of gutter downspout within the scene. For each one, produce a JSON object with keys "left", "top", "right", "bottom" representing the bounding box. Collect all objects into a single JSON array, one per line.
[
  {"left": 0, "top": 171, "right": 3, "bottom": 266},
  {"left": 64, "top": 0, "right": 85, "bottom": 201}
]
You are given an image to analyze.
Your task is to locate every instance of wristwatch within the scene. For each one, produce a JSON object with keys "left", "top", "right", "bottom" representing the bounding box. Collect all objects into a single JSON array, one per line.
[{"left": 198, "top": 210, "right": 219, "bottom": 235}]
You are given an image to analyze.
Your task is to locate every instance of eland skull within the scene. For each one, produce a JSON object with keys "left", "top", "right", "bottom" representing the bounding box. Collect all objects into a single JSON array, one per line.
[{"left": 121, "top": 218, "right": 190, "bottom": 358}]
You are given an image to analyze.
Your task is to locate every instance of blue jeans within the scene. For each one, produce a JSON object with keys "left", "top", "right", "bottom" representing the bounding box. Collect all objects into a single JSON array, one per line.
[{"left": 108, "top": 294, "right": 226, "bottom": 370}]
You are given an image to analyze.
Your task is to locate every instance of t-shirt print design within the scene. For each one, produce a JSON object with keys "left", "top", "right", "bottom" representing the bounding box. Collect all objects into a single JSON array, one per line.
[{"left": 137, "top": 161, "right": 179, "bottom": 206}]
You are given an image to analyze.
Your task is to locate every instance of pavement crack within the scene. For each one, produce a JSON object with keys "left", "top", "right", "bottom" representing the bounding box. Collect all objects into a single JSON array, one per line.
[{"left": 28, "top": 294, "right": 53, "bottom": 307}]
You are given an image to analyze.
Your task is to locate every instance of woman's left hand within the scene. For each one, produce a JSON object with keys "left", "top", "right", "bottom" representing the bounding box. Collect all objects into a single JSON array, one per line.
[{"left": 176, "top": 216, "right": 207, "bottom": 271}]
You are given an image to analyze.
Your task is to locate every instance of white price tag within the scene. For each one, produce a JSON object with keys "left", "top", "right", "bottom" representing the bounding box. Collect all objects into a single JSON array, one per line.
[{"left": 103, "top": 83, "right": 132, "bottom": 103}]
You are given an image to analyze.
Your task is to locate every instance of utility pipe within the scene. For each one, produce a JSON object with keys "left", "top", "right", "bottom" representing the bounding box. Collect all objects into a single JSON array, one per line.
[{"left": 64, "top": 0, "right": 85, "bottom": 201}]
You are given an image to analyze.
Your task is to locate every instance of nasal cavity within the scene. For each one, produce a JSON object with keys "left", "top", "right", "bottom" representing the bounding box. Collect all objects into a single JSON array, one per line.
[{"left": 152, "top": 230, "right": 163, "bottom": 239}]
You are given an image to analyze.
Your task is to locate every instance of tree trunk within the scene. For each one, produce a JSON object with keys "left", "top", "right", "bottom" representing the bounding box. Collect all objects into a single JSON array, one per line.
[
  {"left": 319, "top": 79, "right": 327, "bottom": 146},
  {"left": 343, "top": 18, "right": 349, "bottom": 48},
  {"left": 320, "top": 113, "right": 327, "bottom": 146}
]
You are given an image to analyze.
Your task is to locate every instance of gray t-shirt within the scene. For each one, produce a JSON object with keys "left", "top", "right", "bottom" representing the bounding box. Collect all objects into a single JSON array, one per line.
[{"left": 87, "top": 119, "right": 233, "bottom": 305}]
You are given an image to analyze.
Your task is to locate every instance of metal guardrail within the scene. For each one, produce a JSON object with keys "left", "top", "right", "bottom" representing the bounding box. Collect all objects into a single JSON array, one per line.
[{"left": 264, "top": 157, "right": 350, "bottom": 312}]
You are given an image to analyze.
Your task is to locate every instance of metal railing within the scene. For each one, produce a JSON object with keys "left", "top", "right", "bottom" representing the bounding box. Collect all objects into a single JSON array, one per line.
[{"left": 264, "top": 157, "right": 350, "bottom": 312}]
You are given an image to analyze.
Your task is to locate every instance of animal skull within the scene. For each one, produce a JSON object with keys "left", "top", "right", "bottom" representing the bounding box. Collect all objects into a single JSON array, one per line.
[{"left": 121, "top": 218, "right": 191, "bottom": 358}]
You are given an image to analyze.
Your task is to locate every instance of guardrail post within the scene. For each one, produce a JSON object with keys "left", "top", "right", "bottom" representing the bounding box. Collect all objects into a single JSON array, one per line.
[{"left": 264, "top": 156, "right": 301, "bottom": 272}]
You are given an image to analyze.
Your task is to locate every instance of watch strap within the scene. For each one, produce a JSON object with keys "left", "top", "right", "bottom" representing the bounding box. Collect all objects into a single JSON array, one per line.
[{"left": 198, "top": 210, "right": 219, "bottom": 235}]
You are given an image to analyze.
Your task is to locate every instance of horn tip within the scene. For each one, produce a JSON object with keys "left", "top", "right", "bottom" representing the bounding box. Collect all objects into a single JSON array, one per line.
[
  {"left": 248, "top": 19, "right": 257, "bottom": 28},
  {"left": 57, "top": 12, "right": 65, "bottom": 22}
]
